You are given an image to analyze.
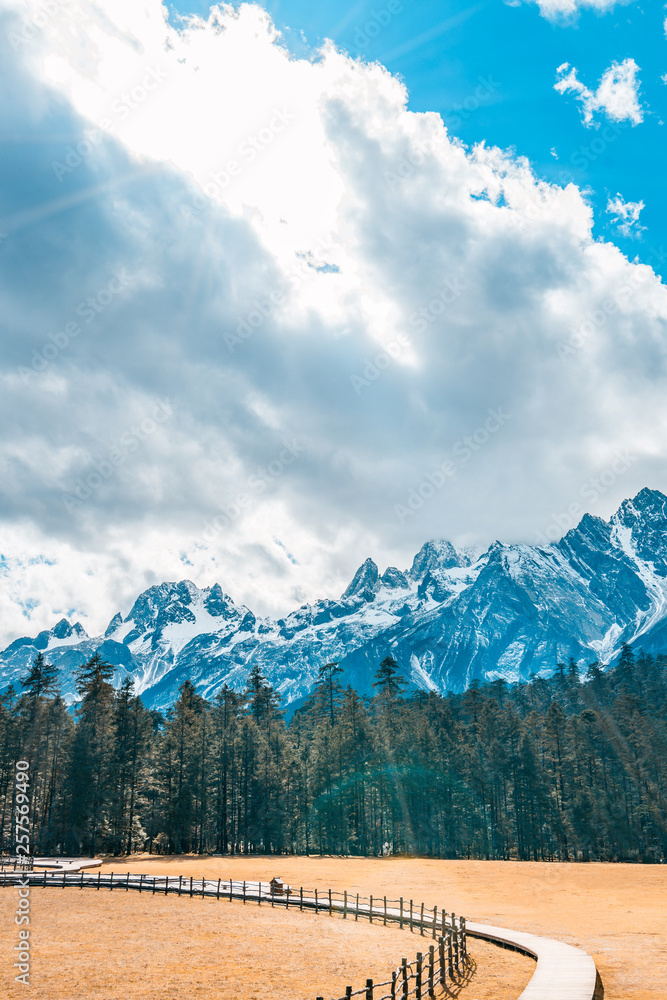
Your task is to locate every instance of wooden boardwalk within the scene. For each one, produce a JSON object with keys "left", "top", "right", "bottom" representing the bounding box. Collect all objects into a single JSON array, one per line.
[{"left": 467, "top": 920, "right": 598, "bottom": 1000}]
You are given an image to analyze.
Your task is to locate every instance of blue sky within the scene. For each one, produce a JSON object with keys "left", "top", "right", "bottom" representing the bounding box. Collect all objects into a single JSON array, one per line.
[
  {"left": 169, "top": 0, "right": 666, "bottom": 270},
  {"left": 1, "top": 0, "right": 666, "bottom": 642}
]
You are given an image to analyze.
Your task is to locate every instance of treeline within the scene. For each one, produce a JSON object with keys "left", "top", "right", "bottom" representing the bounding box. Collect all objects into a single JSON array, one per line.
[{"left": 0, "top": 645, "right": 666, "bottom": 862}]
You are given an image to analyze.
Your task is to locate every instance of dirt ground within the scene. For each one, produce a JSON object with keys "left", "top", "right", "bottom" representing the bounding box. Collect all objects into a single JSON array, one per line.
[
  {"left": 0, "top": 882, "right": 532, "bottom": 1000},
  {"left": 1, "top": 855, "right": 664, "bottom": 998},
  {"left": 107, "top": 855, "right": 667, "bottom": 999}
]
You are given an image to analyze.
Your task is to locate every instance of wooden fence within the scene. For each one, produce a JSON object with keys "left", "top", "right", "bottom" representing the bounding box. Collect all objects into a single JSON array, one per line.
[
  {"left": 0, "top": 855, "right": 34, "bottom": 871},
  {"left": 0, "top": 871, "right": 468, "bottom": 999}
]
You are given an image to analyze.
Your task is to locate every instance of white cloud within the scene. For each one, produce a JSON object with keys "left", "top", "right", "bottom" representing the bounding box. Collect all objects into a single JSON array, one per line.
[
  {"left": 606, "top": 193, "right": 645, "bottom": 237},
  {"left": 555, "top": 58, "right": 644, "bottom": 126},
  {"left": 0, "top": 1, "right": 666, "bottom": 645},
  {"left": 523, "top": 0, "right": 635, "bottom": 21}
]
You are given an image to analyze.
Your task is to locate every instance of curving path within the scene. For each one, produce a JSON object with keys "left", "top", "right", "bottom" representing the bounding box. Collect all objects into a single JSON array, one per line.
[
  {"left": 32, "top": 857, "right": 102, "bottom": 872},
  {"left": 0, "top": 866, "right": 599, "bottom": 999},
  {"left": 466, "top": 920, "right": 598, "bottom": 1000}
]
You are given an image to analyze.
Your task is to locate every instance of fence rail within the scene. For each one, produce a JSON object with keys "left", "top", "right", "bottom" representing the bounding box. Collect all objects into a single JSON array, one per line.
[
  {"left": 0, "top": 856, "right": 34, "bottom": 870},
  {"left": 0, "top": 870, "right": 468, "bottom": 998}
]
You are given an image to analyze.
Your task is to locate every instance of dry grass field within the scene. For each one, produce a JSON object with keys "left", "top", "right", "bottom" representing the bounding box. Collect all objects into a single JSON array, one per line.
[
  {"left": 2, "top": 855, "right": 664, "bottom": 998},
  {"left": 105, "top": 855, "right": 667, "bottom": 999},
  {"left": 0, "top": 881, "right": 532, "bottom": 1000}
]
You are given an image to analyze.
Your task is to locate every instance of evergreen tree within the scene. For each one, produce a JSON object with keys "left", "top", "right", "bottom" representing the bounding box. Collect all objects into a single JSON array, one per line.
[
  {"left": 316, "top": 661, "right": 343, "bottom": 727},
  {"left": 21, "top": 652, "right": 58, "bottom": 702},
  {"left": 66, "top": 652, "right": 116, "bottom": 854},
  {"left": 373, "top": 656, "right": 406, "bottom": 700}
]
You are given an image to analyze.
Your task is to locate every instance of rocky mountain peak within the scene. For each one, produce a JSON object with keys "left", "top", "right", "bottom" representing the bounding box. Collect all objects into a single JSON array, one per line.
[
  {"left": 380, "top": 566, "right": 410, "bottom": 590},
  {"left": 342, "top": 557, "right": 380, "bottom": 601},
  {"left": 611, "top": 488, "right": 667, "bottom": 575},
  {"left": 409, "top": 539, "right": 461, "bottom": 580}
]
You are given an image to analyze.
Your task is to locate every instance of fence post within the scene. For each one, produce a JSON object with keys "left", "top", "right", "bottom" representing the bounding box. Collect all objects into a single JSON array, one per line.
[
  {"left": 243, "top": 880, "right": 246, "bottom": 904},
  {"left": 401, "top": 959, "right": 408, "bottom": 999},
  {"left": 139, "top": 874, "right": 143, "bottom": 893},
  {"left": 432, "top": 905, "right": 437, "bottom": 939},
  {"left": 428, "top": 945, "right": 435, "bottom": 997},
  {"left": 410, "top": 900, "right": 414, "bottom": 932},
  {"left": 439, "top": 937, "right": 446, "bottom": 985},
  {"left": 370, "top": 894, "right": 373, "bottom": 923},
  {"left": 448, "top": 931, "right": 453, "bottom": 977},
  {"left": 419, "top": 902, "right": 424, "bottom": 935},
  {"left": 366, "top": 978, "right": 373, "bottom": 1000},
  {"left": 259, "top": 881, "right": 262, "bottom": 905},
  {"left": 96, "top": 871, "right": 100, "bottom": 890},
  {"left": 44, "top": 870, "right": 48, "bottom": 888},
  {"left": 461, "top": 916, "right": 467, "bottom": 963},
  {"left": 189, "top": 876, "right": 194, "bottom": 898},
  {"left": 355, "top": 893, "right": 359, "bottom": 922},
  {"left": 346, "top": 989, "right": 352, "bottom": 999},
  {"left": 384, "top": 896, "right": 387, "bottom": 926},
  {"left": 454, "top": 924, "right": 459, "bottom": 970},
  {"left": 80, "top": 870, "right": 84, "bottom": 889},
  {"left": 126, "top": 872, "right": 130, "bottom": 892},
  {"left": 391, "top": 970, "right": 397, "bottom": 1000},
  {"left": 271, "top": 885, "right": 275, "bottom": 908},
  {"left": 216, "top": 878, "right": 221, "bottom": 900},
  {"left": 315, "top": 888, "right": 318, "bottom": 914},
  {"left": 300, "top": 886, "right": 303, "bottom": 911},
  {"left": 152, "top": 875, "right": 156, "bottom": 895},
  {"left": 344, "top": 890, "right": 347, "bottom": 918},
  {"left": 400, "top": 897, "right": 404, "bottom": 930},
  {"left": 416, "top": 953, "right": 423, "bottom": 999},
  {"left": 329, "top": 888, "right": 332, "bottom": 916},
  {"left": 201, "top": 877, "right": 205, "bottom": 899}
]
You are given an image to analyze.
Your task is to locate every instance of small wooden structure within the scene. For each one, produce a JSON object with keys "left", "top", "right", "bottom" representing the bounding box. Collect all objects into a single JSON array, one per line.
[{"left": 269, "top": 876, "right": 291, "bottom": 896}]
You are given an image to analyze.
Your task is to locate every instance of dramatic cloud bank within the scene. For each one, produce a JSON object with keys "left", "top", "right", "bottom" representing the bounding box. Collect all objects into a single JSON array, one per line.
[
  {"left": 555, "top": 59, "right": 644, "bottom": 126},
  {"left": 0, "top": 0, "right": 666, "bottom": 643}
]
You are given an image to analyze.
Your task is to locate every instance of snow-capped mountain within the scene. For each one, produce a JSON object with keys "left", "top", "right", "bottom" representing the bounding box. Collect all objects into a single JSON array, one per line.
[{"left": 2, "top": 488, "right": 667, "bottom": 710}]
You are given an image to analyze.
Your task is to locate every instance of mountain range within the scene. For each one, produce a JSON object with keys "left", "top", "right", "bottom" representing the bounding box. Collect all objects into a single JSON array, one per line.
[{"left": 2, "top": 487, "right": 666, "bottom": 710}]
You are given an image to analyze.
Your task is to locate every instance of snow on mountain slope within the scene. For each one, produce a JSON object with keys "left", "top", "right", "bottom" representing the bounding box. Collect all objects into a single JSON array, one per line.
[{"left": 1, "top": 488, "right": 666, "bottom": 709}]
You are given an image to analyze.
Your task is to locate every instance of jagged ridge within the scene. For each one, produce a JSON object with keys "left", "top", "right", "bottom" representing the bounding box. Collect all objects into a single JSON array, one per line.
[{"left": 1, "top": 488, "right": 666, "bottom": 709}]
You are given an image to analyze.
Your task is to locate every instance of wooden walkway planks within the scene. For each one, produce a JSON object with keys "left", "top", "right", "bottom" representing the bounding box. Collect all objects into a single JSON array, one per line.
[{"left": 467, "top": 920, "right": 598, "bottom": 1000}]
